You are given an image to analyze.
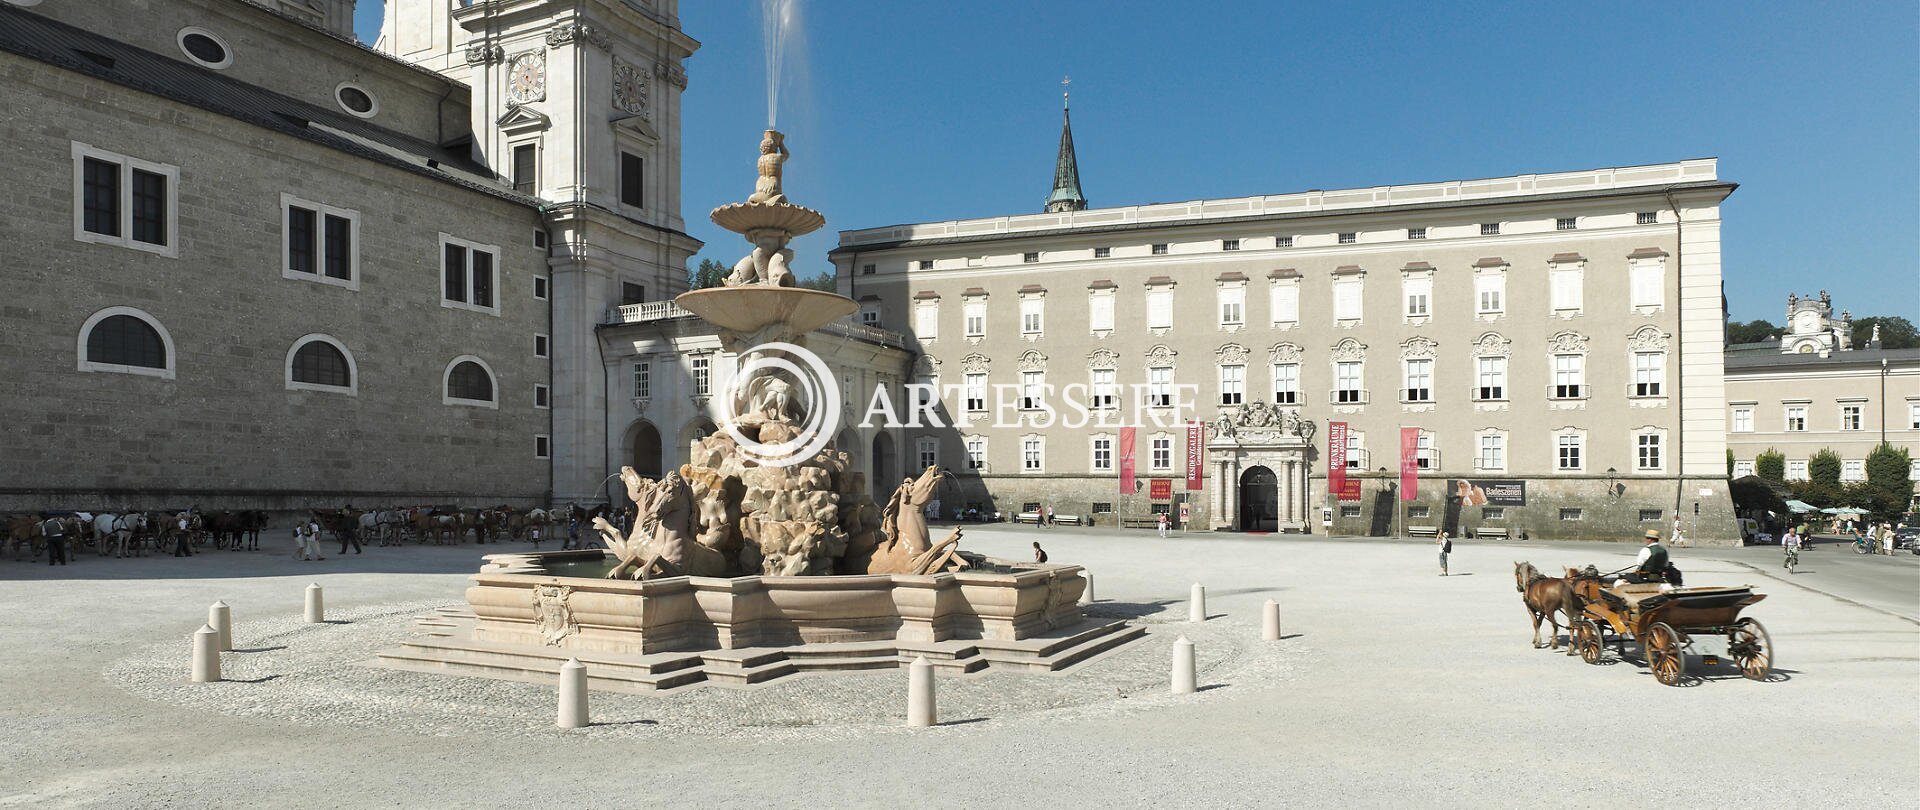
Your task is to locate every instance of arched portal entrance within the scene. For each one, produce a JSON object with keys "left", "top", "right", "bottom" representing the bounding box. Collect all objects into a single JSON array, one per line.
[
  {"left": 628, "top": 421, "right": 663, "bottom": 477},
  {"left": 1239, "top": 465, "right": 1279, "bottom": 533},
  {"left": 871, "top": 431, "right": 896, "bottom": 501}
]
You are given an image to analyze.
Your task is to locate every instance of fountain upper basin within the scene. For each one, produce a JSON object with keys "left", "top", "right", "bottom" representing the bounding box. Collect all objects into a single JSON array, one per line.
[{"left": 676, "top": 286, "right": 856, "bottom": 335}]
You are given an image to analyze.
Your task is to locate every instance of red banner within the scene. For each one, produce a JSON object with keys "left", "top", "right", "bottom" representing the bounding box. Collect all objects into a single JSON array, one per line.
[
  {"left": 1185, "top": 421, "right": 1205, "bottom": 491},
  {"left": 1399, "top": 427, "right": 1420, "bottom": 501},
  {"left": 1328, "top": 421, "right": 1349, "bottom": 501},
  {"left": 1118, "top": 426, "right": 1137, "bottom": 494},
  {"left": 1149, "top": 479, "right": 1173, "bottom": 500}
]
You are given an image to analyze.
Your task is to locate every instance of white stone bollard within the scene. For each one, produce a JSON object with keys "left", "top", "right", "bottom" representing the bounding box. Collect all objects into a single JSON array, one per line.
[
  {"left": 1079, "top": 572, "right": 1095, "bottom": 605},
  {"left": 1262, "top": 599, "right": 1281, "bottom": 641},
  {"left": 191, "top": 624, "right": 222, "bottom": 683},
  {"left": 208, "top": 601, "right": 232, "bottom": 652},
  {"left": 1171, "top": 635, "right": 1196, "bottom": 694},
  {"left": 1189, "top": 582, "right": 1207, "bottom": 622},
  {"left": 557, "top": 658, "right": 589, "bottom": 729},
  {"left": 304, "top": 583, "right": 324, "bottom": 624},
  {"left": 906, "top": 656, "right": 937, "bottom": 728}
]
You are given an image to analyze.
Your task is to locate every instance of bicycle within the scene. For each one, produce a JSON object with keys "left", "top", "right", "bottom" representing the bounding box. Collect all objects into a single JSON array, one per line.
[{"left": 1783, "top": 545, "right": 1799, "bottom": 573}]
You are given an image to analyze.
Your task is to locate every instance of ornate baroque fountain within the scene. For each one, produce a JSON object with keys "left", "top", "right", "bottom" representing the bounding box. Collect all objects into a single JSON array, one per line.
[{"left": 379, "top": 133, "right": 1133, "bottom": 690}]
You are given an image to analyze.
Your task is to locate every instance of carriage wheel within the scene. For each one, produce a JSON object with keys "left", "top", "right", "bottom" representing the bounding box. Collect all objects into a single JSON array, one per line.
[
  {"left": 1647, "top": 622, "right": 1685, "bottom": 686},
  {"left": 1730, "top": 618, "right": 1773, "bottom": 681},
  {"left": 1574, "top": 620, "right": 1605, "bottom": 664}
]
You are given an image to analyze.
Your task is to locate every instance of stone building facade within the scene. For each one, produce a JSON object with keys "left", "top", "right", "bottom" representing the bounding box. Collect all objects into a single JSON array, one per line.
[
  {"left": 829, "top": 155, "right": 1742, "bottom": 543},
  {"left": 0, "top": 0, "right": 696, "bottom": 511}
]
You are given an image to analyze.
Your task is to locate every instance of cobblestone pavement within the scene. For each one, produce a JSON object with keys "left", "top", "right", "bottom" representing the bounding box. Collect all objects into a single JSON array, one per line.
[{"left": 1, "top": 528, "right": 1913, "bottom": 808}]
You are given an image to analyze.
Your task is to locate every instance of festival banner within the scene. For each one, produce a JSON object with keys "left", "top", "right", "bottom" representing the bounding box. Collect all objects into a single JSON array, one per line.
[
  {"left": 1118, "top": 426, "right": 1137, "bottom": 494},
  {"left": 1451, "top": 479, "right": 1527, "bottom": 507},
  {"left": 1399, "top": 427, "right": 1420, "bottom": 501},
  {"left": 1185, "top": 420, "right": 1205, "bottom": 491},
  {"left": 1328, "top": 421, "right": 1350, "bottom": 501},
  {"left": 1149, "top": 479, "right": 1173, "bottom": 500}
]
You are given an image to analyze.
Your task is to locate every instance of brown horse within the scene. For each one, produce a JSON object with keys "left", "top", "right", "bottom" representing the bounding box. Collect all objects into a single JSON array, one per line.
[{"left": 1514, "top": 561, "right": 1578, "bottom": 654}]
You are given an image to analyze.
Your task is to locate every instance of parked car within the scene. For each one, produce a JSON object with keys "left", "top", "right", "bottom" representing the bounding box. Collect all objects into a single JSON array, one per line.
[{"left": 1894, "top": 525, "right": 1920, "bottom": 553}]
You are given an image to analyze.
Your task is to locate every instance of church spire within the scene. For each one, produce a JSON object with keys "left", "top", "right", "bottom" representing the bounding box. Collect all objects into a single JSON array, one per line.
[{"left": 1044, "top": 78, "right": 1087, "bottom": 213}]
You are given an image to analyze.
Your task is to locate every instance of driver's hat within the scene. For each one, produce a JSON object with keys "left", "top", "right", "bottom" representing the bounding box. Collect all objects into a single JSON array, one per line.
[{"left": 1644, "top": 529, "right": 1661, "bottom": 541}]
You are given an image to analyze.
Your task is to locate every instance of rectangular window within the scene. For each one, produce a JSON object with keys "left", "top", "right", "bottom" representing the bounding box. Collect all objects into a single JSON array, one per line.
[
  {"left": 1842, "top": 459, "right": 1864, "bottom": 482},
  {"left": 322, "top": 214, "right": 352, "bottom": 280},
  {"left": 632, "top": 362, "right": 650, "bottom": 399},
  {"left": 1023, "top": 252, "right": 1040, "bottom": 264},
  {"left": 1477, "top": 356, "right": 1506, "bottom": 400},
  {"left": 861, "top": 307, "right": 881, "bottom": 327},
  {"left": 1910, "top": 460, "right": 1920, "bottom": 482},
  {"left": 1550, "top": 267, "right": 1582, "bottom": 311},
  {"left": 534, "top": 333, "right": 549, "bottom": 358},
  {"left": 1338, "top": 232, "right": 1356, "bottom": 245},
  {"left": 1482, "top": 507, "right": 1505, "bottom": 520},
  {"left": 1403, "top": 359, "right": 1432, "bottom": 402},
  {"left": 1911, "top": 402, "right": 1920, "bottom": 429},
  {"left": 1147, "top": 288, "right": 1173, "bottom": 329},
  {"left": 1345, "top": 433, "right": 1363, "bottom": 469},
  {"left": 915, "top": 304, "right": 938, "bottom": 338},
  {"left": 1093, "top": 247, "right": 1111, "bottom": 258},
  {"left": 1333, "top": 278, "right": 1362, "bottom": 321},
  {"left": 1408, "top": 505, "right": 1431, "bottom": 519},
  {"left": 917, "top": 437, "right": 939, "bottom": 470},
  {"left": 1276, "top": 236, "right": 1293, "bottom": 248},
  {"left": 966, "top": 437, "right": 987, "bottom": 471},
  {"left": 965, "top": 373, "right": 986, "bottom": 412},
  {"left": 1633, "top": 352, "right": 1664, "bottom": 396},
  {"left": 1785, "top": 405, "right": 1807, "bottom": 431},
  {"left": 621, "top": 282, "right": 646, "bottom": 306},
  {"left": 1556, "top": 217, "right": 1577, "bottom": 231},
  {"left": 1091, "top": 368, "right": 1117, "bottom": 409},
  {"left": 620, "top": 151, "right": 644, "bottom": 208},
  {"left": 1840, "top": 404, "right": 1862, "bottom": 431},
  {"left": 1415, "top": 432, "right": 1433, "bottom": 469},
  {"left": 1151, "top": 437, "right": 1172, "bottom": 470},
  {"left": 1553, "top": 354, "right": 1584, "bottom": 398},
  {"left": 1732, "top": 406, "right": 1753, "bottom": 432},
  {"left": 1272, "top": 362, "right": 1299, "bottom": 404},
  {"left": 862, "top": 263, "right": 876, "bottom": 275},
  {"left": 1089, "top": 293, "right": 1115, "bottom": 331},
  {"left": 1335, "top": 361, "right": 1363, "bottom": 403},
  {"left": 963, "top": 300, "right": 986, "bottom": 337},
  {"left": 1341, "top": 505, "right": 1362, "bottom": 518},
  {"left": 1148, "top": 366, "right": 1173, "bottom": 407},
  {"left": 73, "top": 144, "right": 177, "bottom": 255},
  {"left": 287, "top": 206, "right": 316, "bottom": 275},
  {"left": 440, "top": 235, "right": 499, "bottom": 313},
  {"left": 1404, "top": 276, "right": 1431, "bottom": 318},
  {"left": 1787, "top": 459, "right": 1808, "bottom": 481},
  {"left": 1637, "top": 433, "right": 1663, "bottom": 470},
  {"left": 1630, "top": 262, "right": 1664, "bottom": 308},
  {"left": 1478, "top": 434, "right": 1505, "bottom": 471},
  {"left": 690, "top": 356, "right": 711, "bottom": 396},
  {"left": 1640, "top": 509, "right": 1664, "bottom": 522},
  {"left": 1020, "top": 371, "right": 1045, "bottom": 410},
  {"left": 512, "top": 143, "right": 537, "bottom": 195},
  {"left": 1021, "top": 298, "right": 1044, "bottom": 335},
  {"left": 1219, "top": 286, "right": 1245, "bottom": 325},
  {"left": 1559, "top": 508, "right": 1582, "bottom": 521},
  {"left": 1637, "top": 211, "right": 1658, "bottom": 225},
  {"left": 1151, "top": 243, "right": 1168, "bottom": 255},
  {"left": 1221, "top": 239, "right": 1240, "bottom": 251},
  {"left": 1480, "top": 223, "right": 1500, "bottom": 235},
  {"left": 1092, "top": 437, "right": 1113, "bottom": 471},
  {"left": 1271, "top": 284, "right": 1299, "bottom": 325},
  {"left": 534, "top": 384, "right": 550, "bottom": 409},
  {"left": 1733, "top": 460, "right": 1755, "bottom": 477},
  {"left": 535, "top": 435, "right": 550, "bottom": 459},
  {"left": 1022, "top": 437, "right": 1043, "bottom": 472},
  {"left": 1407, "top": 227, "right": 1426, "bottom": 240},
  {"left": 1220, "top": 364, "right": 1245, "bottom": 406},
  {"left": 1557, "top": 434, "right": 1583, "bottom": 471},
  {"left": 1092, "top": 502, "right": 1114, "bottom": 514},
  {"left": 918, "top": 259, "right": 934, "bottom": 270},
  {"left": 1476, "top": 274, "right": 1504, "bottom": 314},
  {"left": 533, "top": 276, "right": 549, "bottom": 300}
]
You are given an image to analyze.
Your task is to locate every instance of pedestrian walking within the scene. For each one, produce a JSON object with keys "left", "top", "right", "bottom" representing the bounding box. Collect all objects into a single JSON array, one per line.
[
  {"left": 1671, "top": 516, "right": 1687, "bottom": 548},
  {"left": 1437, "top": 531, "right": 1451, "bottom": 576},
  {"left": 40, "top": 515, "right": 68, "bottom": 566},
  {"left": 529, "top": 524, "right": 543, "bottom": 549},
  {"left": 1882, "top": 523, "right": 1896, "bottom": 556},
  {"left": 173, "top": 514, "right": 194, "bottom": 557},
  {"left": 1157, "top": 513, "right": 1169, "bottom": 538},
  {"left": 303, "top": 519, "right": 325, "bottom": 561},
  {"left": 568, "top": 517, "right": 581, "bottom": 550},
  {"left": 292, "top": 523, "right": 310, "bottom": 560},
  {"left": 1032, "top": 541, "right": 1048, "bottom": 563},
  {"left": 339, "top": 522, "right": 363, "bottom": 555}
]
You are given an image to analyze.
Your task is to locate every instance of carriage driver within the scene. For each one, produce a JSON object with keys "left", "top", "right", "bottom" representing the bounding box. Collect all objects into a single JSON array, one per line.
[{"left": 1621, "top": 529, "right": 1669, "bottom": 584}]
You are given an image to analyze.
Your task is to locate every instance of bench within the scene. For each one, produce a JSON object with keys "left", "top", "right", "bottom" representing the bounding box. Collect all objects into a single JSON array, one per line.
[
  {"left": 1120, "top": 517, "right": 1163, "bottom": 530},
  {"left": 1051, "top": 514, "right": 1084, "bottom": 526},
  {"left": 1407, "top": 525, "right": 1440, "bottom": 539},
  {"left": 1013, "top": 512, "right": 1043, "bottom": 525},
  {"left": 1474, "top": 527, "right": 1511, "bottom": 540}
]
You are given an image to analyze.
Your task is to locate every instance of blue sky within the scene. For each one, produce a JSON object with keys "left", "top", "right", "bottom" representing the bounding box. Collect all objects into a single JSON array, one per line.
[{"left": 357, "top": 1, "right": 1919, "bottom": 323}]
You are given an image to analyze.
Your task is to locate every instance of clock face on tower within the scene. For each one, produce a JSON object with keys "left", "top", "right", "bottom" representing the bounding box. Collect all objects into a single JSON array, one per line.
[
  {"left": 507, "top": 51, "right": 546, "bottom": 104},
  {"left": 612, "top": 56, "right": 649, "bottom": 118},
  {"left": 1794, "top": 310, "right": 1817, "bottom": 332}
]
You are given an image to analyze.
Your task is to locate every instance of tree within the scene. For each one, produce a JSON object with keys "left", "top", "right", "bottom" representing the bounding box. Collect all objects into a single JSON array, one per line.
[
  {"left": 1755, "top": 448, "right": 1785, "bottom": 483},
  {"left": 1725, "top": 318, "right": 1779, "bottom": 345},
  {"left": 1863, "top": 443, "right": 1916, "bottom": 521},
  {"left": 1852, "top": 315, "right": 1918, "bottom": 350},
  {"left": 1726, "top": 448, "right": 1734, "bottom": 478},
  {"left": 687, "top": 258, "right": 727, "bottom": 290},
  {"left": 1808, "top": 448, "right": 1842, "bottom": 487},
  {"left": 795, "top": 273, "right": 837, "bottom": 292}
]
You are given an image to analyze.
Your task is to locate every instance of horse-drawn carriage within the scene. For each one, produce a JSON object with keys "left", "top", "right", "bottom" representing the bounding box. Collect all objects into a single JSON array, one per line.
[{"left": 1565, "top": 573, "right": 1773, "bottom": 686}]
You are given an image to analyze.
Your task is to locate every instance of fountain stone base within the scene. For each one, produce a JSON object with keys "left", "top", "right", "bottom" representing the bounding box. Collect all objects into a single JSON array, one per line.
[{"left": 375, "top": 550, "right": 1143, "bottom": 691}]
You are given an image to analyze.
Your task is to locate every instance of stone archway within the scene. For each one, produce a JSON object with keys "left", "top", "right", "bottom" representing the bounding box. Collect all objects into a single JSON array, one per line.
[
  {"left": 870, "top": 431, "right": 896, "bottom": 501},
  {"left": 1239, "top": 466, "right": 1279, "bottom": 532},
  {"left": 627, "top": 421, "right": 663, "bottom": 477}
]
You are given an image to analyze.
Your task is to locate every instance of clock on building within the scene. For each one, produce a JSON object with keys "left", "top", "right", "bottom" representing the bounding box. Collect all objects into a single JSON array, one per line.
[
  {"left": 612, "top": 57, "right": 649, "bottom": 117},
  {"left": 1794, "top": 310, "right": 1817, "bottom": 333},
  {"left": 507, "top": 51, "right": 546, "bottom": 104}
]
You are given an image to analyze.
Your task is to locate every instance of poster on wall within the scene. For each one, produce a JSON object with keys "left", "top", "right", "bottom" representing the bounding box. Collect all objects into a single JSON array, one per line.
[
  {"left": 1118, "top": 426, "right": 1137, "bottom": 494},
  {"left": 1328, "top": 421, "right": 1353, "bottom": 501},
  {"left": 1185, "top": 421, "right": 1205, "bottom": 491},
  {"left": 1149, "top": 479, "right": 1173, "bottom": 500},
  {"left": 1451, "top": 479, "right": 1526, "bottom": 507},
  {"left": 1399, "top": 427, "right": 1420, "bottom": 501}
]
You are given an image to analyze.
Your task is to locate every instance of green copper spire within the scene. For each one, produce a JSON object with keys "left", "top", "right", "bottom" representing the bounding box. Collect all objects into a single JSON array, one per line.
[{"left": 1044, "top": 86, "right": 1087, "bottom": 213}]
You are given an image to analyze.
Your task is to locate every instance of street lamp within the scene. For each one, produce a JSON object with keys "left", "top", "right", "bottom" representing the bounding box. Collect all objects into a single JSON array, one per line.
[{"left": 1605, "top": 467, "right": 1620, "bottom": 499}]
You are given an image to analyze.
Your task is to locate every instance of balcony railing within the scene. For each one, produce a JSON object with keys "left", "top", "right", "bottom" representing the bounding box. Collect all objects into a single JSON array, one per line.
[{"left": 605, "top": 302, "right": 910, "bottom": 349}]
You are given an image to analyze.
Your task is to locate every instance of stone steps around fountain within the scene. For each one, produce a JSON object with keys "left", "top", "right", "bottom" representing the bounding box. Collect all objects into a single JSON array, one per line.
[
  {"left": 971, "top": 620, "right": 1147, "bottom": 673},
  {"left": 375, "top": 636, "right": 711, "bottom": 693}
]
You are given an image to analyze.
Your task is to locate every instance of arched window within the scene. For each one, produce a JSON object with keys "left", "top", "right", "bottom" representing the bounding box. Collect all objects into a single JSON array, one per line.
[
  {"left": 77, "top": 307, "right": 174, "bottom": 379},
  {"left": 285, "top": 335, "right": 356, "bottom": 394},
  {"left": 444, "top": 356, "right": 496, "bottom": 407}
]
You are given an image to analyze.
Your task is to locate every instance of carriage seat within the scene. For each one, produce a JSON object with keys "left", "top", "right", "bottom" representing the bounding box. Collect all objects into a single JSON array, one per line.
[{"left": 1604, "top": 582, "right": 1672, "bottom": 610}]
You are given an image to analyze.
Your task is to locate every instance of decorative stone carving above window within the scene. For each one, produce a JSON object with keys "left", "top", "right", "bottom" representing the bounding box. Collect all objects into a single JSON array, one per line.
[
  {"left": 545, "top": 22, "right": 611, "bottom": 50},
  {"left": 1472, "top": 332, "right": 1512, "bottom": 358},
  {"left": 1087, "top": 348, "right": 1119, "bottom": 370},
  {"left": 464, "top": 43, "right": 504, "bottom": 65},
  {"left": 1216, "top": 344, "right": 1250, "bottom": 366},
  {"left": 1546, "top": 330, "right": 1589, "bottom": 355},
  {"left": 1626, "top": 325, "right": 1671, "bottom": 352},
  {"left": 959, "top": 353, "right": 990, "bottom": 374},
  {"left": 913, "top": 355, "right": 941, "bottom": 376},
  {"left": 655, "top": 60, "right": 689, "bottom": 89},
  {"left": 1401, "top": 336, "right": 1438, "bottom": 360},
  {"left": 1017, "top": 350, "right": 1047, "bottom": 371},
  {"left": 1269, "top": 342, "right": 1302, "bottom": 364},
  {"left": 1330, "top": 337, "right": 1367, "bottom": 363},
  {"left": 1144, "top": 344, "right": 1178, "bottom": 369}
]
